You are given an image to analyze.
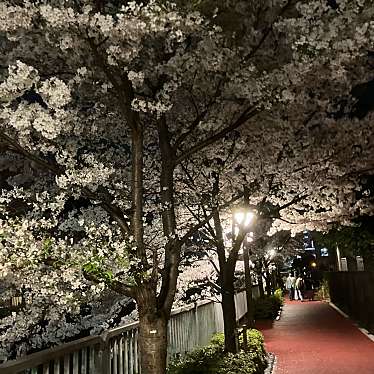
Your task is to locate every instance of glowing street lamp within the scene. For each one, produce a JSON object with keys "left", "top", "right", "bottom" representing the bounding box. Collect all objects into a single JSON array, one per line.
[{"left": 234, "top": 210, "right": 255, "bottom": 227}]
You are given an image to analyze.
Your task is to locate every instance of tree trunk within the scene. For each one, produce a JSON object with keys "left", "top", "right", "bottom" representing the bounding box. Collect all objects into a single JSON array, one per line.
[
  {"left": 265, "top": 270, "right": 272, "bottom": 295},
  {"left": 221, "top": 275, "right": 237, "bottom": 353},
  {"left": 257, "top": 272, "right": 265, "bottom": 297},
  {"left": 243, "top": 244, "right": 255, "bottom": 328},
  {"left": 137, "top": 286, "right": 169, "bottom": 374},
  {"left": 138, "top": 312, "right": 168, "bottom": 374}
]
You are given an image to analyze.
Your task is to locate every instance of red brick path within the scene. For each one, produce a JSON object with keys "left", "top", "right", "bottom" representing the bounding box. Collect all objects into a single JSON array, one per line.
[{"left": 257, "top": 300, "right": 374, "bottom": 374}]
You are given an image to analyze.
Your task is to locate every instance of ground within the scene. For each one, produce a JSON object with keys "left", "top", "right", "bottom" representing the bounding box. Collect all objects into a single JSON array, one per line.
[{"left": 257, "top": 300, "right": 374, "bottom": 374}]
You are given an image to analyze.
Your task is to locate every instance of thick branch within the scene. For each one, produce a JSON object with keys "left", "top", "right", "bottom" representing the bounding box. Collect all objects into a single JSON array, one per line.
[
  {"left": 174, "top": 79, "right": 224, "bottom": 151},
  {"left": 86, "top": 37, "right": 146, "bottom": 262},
  {"left": 157, "top": 117, "right": 181, "bottom": 313},
  {"left": 178, "top": 191, "right": 245, "bottom": 246},
  {"left": 0, "top": 131, "right": 61, "bottom": 174},
  {"left": 175, "top": 107, "right": 258, "bottom": 165},
  {"left": 86, "top": 37, "right": 137, "bottom": 130},
  {"left": 278, "top": 193, "right": 309, "bottom": 212},
  {"left": 0, "top": 131, "right": 131, "bottom": 235},
  {"left": 83, "top": 269, "right": 135, "bottom": 298},
  {"left": 244, "top": 0, "right": 294, "bottom": 61}
]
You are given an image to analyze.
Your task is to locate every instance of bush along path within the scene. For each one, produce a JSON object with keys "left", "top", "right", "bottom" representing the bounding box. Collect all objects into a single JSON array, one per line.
[
  {"left": 167, "top": 330, "right": 267, "bottom": 374},
  {"left": 253, "top": 289, "right": 284, "bottom": 321},
  {"left": 257, "top": 300, "right": 374, "bottom": 374}
]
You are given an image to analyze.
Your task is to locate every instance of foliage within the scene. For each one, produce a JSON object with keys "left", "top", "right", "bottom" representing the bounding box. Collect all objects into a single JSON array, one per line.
[
  {"left": 167, "top": 330, "right": 266, "bottom": 374},
  {"left": 238, "top": 329, "right": 267, "bottom": 372},
  {"left": 314, "top": 279, "right": 330, "bottom": 301},
  {"left": 0, "top": 308, "right": 11, "bottom": 320},
  {"left": 167, "top": 336, "right": 223, "bottom": 374},
  {"left": 273, "top": 288, "right": 284, "bottom": 305},
  {"left": 0, "top": 0, "right": 374, "bottom": 368},
  {"left": 216, "top": 352, "right": 261, "bottom": 374},
  {"left": 209, "top": 332, "right": 225, "bottom": 347},
  {"left": 313, "top": 217, "right": 374, "bottom": 270},
  {"left": 82, "top": 261, "right": 114, "bottom": 286},
  {"left": 254, "top": 290, "right": 283, "bottom": 320}
]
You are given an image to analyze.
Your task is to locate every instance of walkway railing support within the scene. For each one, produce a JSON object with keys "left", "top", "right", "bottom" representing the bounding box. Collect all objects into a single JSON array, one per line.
[{"left": 0, "top": 288, "right": 259, "bottom": 374}]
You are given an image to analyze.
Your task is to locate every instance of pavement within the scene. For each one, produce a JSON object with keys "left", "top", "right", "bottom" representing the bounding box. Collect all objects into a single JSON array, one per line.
[{"left": 256, "top": 300, "right": 374, "bottom": 374}]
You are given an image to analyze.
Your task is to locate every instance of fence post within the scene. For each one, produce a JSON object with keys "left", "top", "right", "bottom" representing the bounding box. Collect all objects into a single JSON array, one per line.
[
  {"left": 97, "top": 332, "right": 111, "bottom": 374},
  {"left": 242, "top": 325, "right": 248, "bottom": 351},
  {"left": 234, "top": 328, "right": 239, "bottom": 353},
  {"left": 194, "top": 302, "right": 199, "bottom": 347}
]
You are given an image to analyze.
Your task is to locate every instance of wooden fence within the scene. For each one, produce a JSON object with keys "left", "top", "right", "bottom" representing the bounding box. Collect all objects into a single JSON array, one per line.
[
  {"left": 0, "top": 289, "right": 256, "bottom": 374},
  {"left": 327, "top": 271, "right": 374, "bottom": 333}
]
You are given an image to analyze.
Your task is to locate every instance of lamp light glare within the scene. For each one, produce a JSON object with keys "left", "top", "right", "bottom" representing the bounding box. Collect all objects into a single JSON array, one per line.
[{"left": 234, "top": 211, "right": 254, "bottom": 227}]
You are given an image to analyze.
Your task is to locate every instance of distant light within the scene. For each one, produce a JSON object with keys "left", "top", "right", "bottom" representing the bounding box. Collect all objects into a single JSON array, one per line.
[
  {"left": 244, "top": 231, "right": 254, "bottom": 243},
  {"left": 320, "top": 248, "right": 329, "bottom": 257},
  {"left": 234, "top": 210, "right": 255, "bottom": 227},
  {"left": 311, "top": 262, "right": 317, "bottom": 268}
]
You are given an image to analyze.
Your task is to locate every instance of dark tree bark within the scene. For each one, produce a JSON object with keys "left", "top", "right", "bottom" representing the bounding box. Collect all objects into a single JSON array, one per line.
[
  {"left": 265, "top": 270, "right": 272, "bottom": 295},
  {"left": 211, "top": 178, "right": 244, "bottom": 353},
  {"left": 138, "top": 314, "right": 168, "bottom": 374},
  {"left": 243, "top": 243, "right": 255, "bottom": 328},
  {"left": 257, "top": 269, "right": 265, "bottom": 298},
  {"left": 136, "top": 286, "right": 169, "bottom": 374},
  {"left": 220, "top": 270, "right": 237, "bottom": 353}
]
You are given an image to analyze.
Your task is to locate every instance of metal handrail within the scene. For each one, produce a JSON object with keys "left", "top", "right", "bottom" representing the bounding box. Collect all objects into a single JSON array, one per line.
[{"left": 0, "top": 335, "right": 100, "bottom": 373}]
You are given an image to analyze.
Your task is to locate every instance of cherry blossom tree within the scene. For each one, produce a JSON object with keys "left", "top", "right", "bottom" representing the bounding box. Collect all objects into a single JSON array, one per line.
[
  {"left": 1, "top": 0, "right": 374, "bottom": 372},
  {"left": 176, "top": 97, "right": 374, "bottom": 350}
]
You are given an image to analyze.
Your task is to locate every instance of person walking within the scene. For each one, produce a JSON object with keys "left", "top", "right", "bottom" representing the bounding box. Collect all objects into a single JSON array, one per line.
[
  {"left": 285, "top": 273, "right": 296, "bottom": 300},
  {"left": 295, "top": 276, "right": 304, "bottom": 301}
]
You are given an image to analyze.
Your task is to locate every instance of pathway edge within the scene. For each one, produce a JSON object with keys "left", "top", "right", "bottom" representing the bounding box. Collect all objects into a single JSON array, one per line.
[
  {"left": 264, "top": 353, "right": 277, "bottom": 374},
  {"left": 328, "top": 302, "right": 374, "bottom": 343}
]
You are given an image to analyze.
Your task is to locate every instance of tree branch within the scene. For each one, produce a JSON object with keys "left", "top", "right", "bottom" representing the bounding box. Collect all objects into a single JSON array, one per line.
[
  {"left": 0, "top": 131, "right": 132, "bottom": 235},
  {"left": 83, "top": 269, "right": 135, "bottom": 298},
  {"left": 174, "top": 79, "right": 224, "bottom": 151},
  {"left": 175, "top": 106, "right": 258, "bottom": 165},
  {"left": 244, "top": 0, "right": 294, "bottom": 61},
  {"left": 278, "top": 193, "right": 309, "bottom": 211},
  {"left": 179, "top": 192, "right": 245, "bottom": 247}
]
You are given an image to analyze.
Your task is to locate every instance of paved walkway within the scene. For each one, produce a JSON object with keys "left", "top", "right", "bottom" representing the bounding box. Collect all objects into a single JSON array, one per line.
[{"left": 257, "top": 300, "right": 374, "bottom": 374}]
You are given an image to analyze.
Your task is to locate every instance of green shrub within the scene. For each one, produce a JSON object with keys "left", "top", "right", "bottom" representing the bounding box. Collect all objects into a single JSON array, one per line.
[
  {"left": 216, "top": 352, "right": 258, "bottom": 374},
  {"left": 210, "top": 332, "right": 225, "bottom": 347},
  {"left": 167, "top": 329, "right": 267, "bottom": 374},
  {"left": 254, "top": 290, "right": 283, "bottom": 320},
  {"left": 239, "top": 329, "right": 267, "bottom": 371},
  {"left": 239, "top": 329, "right": 263, "bottom": 348},
  {"left": 314, "top": 279, "right": 330, "bottom": 301},
  {"left": 274, "top": 288, "right": 284, "bottom": 305},
  {"left": 167, "top": 343, "right": 223, "bottom": 374}
]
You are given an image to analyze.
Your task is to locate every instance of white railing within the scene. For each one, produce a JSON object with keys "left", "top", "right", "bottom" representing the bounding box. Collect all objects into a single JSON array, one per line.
[{"left": 0, "top": 288, "right": 257, "bottom": 374}]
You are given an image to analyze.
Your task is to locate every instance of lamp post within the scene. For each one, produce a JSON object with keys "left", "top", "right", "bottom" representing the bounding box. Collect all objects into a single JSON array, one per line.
[
  {"left": 266, "top": 249, "right": 277, "bottom": 294},
  {"left": 234, "top": 210, "right": 255, "bottom": 329}
]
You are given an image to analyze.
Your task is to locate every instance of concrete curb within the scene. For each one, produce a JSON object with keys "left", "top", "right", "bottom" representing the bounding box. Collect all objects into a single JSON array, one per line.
[
  {"left": 263, "top": 302, "right": 281, "bottom": 373},
  {"left": 264, "top": 353, "right": 277, "bottom": 374},
  {"left": 329, "top": 302, "right": 374, "bottom": 343},
  {"left": 275, "top": 304, "right": 284, "bottom": 321}
]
